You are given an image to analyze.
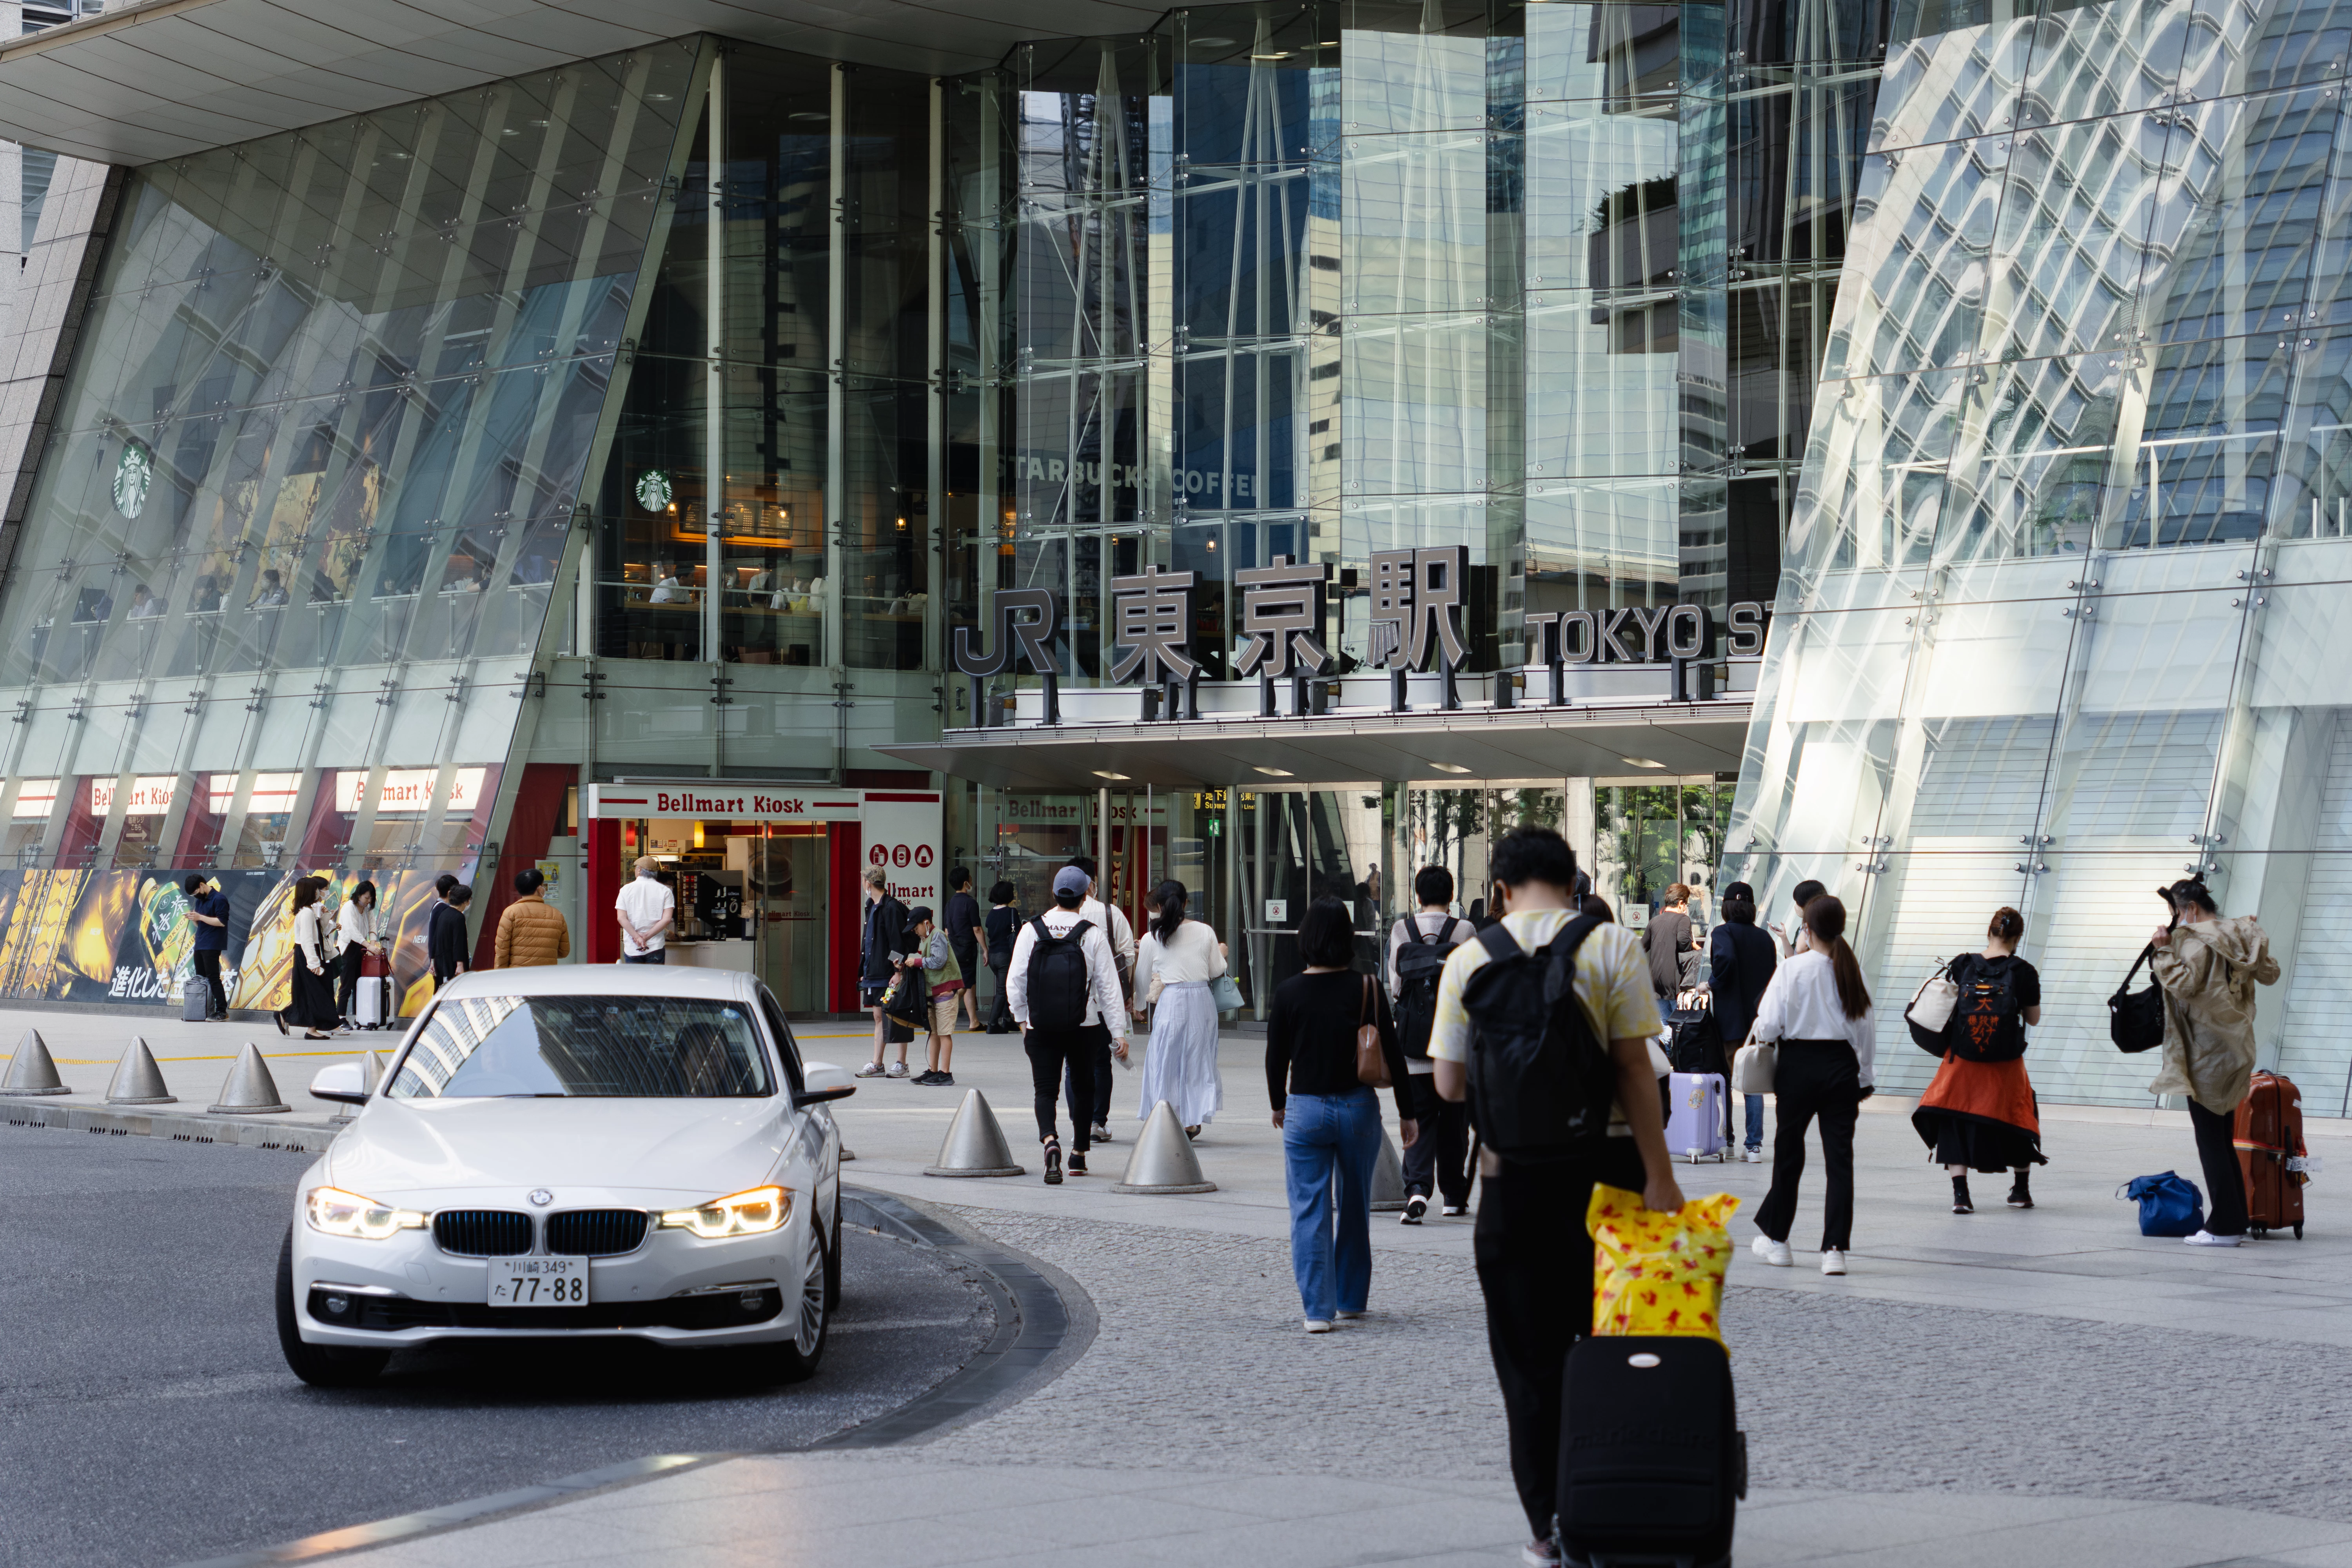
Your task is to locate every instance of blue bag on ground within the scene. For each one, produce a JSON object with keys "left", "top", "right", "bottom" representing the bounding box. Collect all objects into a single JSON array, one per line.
[{"left": 2120, "top": 1171, "right": 2205, "bottom": 1237}]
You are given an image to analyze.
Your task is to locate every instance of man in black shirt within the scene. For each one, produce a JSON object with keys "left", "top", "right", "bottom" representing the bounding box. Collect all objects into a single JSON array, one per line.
[
  {"left": 942, "top": 867, "right": 984, "bottom": 1033},
  {"left": 429, "top": 884, "right": 472, "bottom": 989}
]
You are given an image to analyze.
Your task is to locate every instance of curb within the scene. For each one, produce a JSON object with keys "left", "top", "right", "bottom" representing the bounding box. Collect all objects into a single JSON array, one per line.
[
  {"left": 0, "top": 1097, "right": 338, "bottom": 1152},
  {"left": 165, "top": 1184, "right": 1091, "bottom": 1568}
]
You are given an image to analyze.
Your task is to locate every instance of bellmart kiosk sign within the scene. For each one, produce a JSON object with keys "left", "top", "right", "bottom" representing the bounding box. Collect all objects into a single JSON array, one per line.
[{"left": 952, "top": 573, "right": 1768, "bottom": 726}]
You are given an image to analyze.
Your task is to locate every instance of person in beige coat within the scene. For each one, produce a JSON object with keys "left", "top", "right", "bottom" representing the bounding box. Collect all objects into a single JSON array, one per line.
[
  {"left": 2146, "top": 877, "right": 2279, "bottom": 1248},
  {"left": 494, "top": 867, "right": 572, "bottom": 968}
]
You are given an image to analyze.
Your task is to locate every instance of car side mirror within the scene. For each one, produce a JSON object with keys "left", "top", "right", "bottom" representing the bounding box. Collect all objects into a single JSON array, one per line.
[
  {"left": 793, "top": 1060, "right": 857, "bottom": 1107},
  {"left": 309, "top": 1062, "right": 369, "bottom": 1107}
]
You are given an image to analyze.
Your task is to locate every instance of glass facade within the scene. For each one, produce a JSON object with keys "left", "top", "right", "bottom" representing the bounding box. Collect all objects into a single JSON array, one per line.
[{"left": 1725, "top": 0, "right": 2352, "bottom": 1110}]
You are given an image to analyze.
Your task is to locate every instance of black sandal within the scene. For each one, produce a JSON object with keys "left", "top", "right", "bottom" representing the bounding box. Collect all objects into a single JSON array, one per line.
[
  {"left": 274, "top": 1010, "right": 289, "bottom": 1037},
  {"left": 1042, "top": 1138, "right": 1063, "bottom": 1185}
]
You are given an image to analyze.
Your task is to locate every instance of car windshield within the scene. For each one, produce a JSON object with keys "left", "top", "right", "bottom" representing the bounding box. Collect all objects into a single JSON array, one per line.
[{"left": 387, "top": 995, "right": 773, "bottom": 1098}]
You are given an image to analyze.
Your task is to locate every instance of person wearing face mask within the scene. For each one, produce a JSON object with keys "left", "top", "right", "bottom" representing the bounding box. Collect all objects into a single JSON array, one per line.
[{"left": 2146, "top": 878, "right": 2280, "bottom": 1248}]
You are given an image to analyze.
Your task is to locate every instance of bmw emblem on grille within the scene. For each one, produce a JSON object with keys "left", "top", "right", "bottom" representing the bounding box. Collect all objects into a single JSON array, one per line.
[{"left": 528, "top": 1189, "right": 553, "bottom": 1207}]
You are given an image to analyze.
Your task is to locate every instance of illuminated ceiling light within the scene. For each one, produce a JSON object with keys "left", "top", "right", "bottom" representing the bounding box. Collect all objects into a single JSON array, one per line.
[
  {"left": 1093, "top": 770, "right": 1131, "bottom": 781},
  {"left": 790, "top": 111, "right": 829, "bottom": 121},
  {"left": 1192, "top": 35, "right": 1236, "bottom": 47},
  {"left": 1252, "top": 51, "right": 1293, "bottom": 59},
  {"left": 1429, "top": 762, "right": 1470, "bottom": 774},
  {"left": 1253, "top": 766, "right": 1293, "bottom": 778},
  {"left": 1619, "top": 756, "right": 1667, "bottom": 769}
]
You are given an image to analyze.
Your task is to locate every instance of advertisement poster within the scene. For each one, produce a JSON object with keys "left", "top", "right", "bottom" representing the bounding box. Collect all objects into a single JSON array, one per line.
[{"left": 0, "top": 862, "right": 475, "bottom": 1018}]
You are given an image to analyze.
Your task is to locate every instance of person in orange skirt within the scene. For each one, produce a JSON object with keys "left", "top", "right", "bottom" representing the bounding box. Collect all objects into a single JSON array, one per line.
[{"left": 1913, "top": 907, "right": 2046, "bottom": 1213}]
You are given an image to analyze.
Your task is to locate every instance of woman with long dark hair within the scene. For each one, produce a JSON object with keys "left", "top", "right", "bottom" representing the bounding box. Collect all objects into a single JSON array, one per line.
[
  {"left": 1750, "top": 893, "right": 1876, "bottom": 1276},
  {"left": 335, "top": 880, "right": 382, "bottom": 1029},
  {"left": 1913, "top": 906, "right": 2046, "bottom": 1213},
  {"left": 1135, "top": 879, "right": 1227, "bottom": 1137},
  {"left": 1267, "top": 896, "right": 1416, "bottom": 1331},
  {"left": 275, "top": 877, "right": 340, "bottom": 1040}
]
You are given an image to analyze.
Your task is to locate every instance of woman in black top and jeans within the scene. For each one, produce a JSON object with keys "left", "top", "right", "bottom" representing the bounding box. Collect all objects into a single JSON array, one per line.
[{"left": 1268, "top": 897, "right": 1417, "bottom": 1333}]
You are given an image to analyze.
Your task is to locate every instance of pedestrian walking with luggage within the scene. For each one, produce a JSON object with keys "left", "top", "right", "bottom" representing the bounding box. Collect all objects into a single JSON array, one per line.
[
  {"left": 1268, "top": 897, "right": 1416, "bottom": 1333},
  {"left": 1006, "top": 865, "right": 1129, "bottom": 1183},
  {"left": 493, "top": 867, "right": 570, "bottom": 969},
  {"left": 900, "top": 906, "right": 964, "bottom": 1085},
  {"left": 1710, "top": 881, "right": 1776, "bottom": 1162},
  {"left": 1134, "top": 879, "right": 1225, "bottom": 1136},
  {"left": 185, "top": 874, "right": 232, "bottom": 1020},
  {"left": 943, "top": 867, "right": 985, "bottom": 1033},
  {"left": 1643, "top": 883, "right": 1697, "bottom": 1028},
  {"left": 857, "top": 866, "right": 913, "bottom": 1080},
  {"left": 2147, "top": 877, "right": 2281, "bottom": 1248},
  {"left": 335, "top": 881, "right": 385, "bottom": 1026},
  {"left": 1750, "top": 893, "right": 1875, "bottom": 1276},
  {"left": 1913, "top": 906, "right": 2045, "bottom": 1213},
  {"left": 276, "top": 877, "right": 341, "bottom": 1040},
  {"left": 1426, "top": 827, "right": 1683, "bottom": 1567},
  {"left": 984, "top": 881, "right": 1018, "bottom": 1033},
  {"left": 1388, "top": 864, "right": 1473, "bottom": 1222}
]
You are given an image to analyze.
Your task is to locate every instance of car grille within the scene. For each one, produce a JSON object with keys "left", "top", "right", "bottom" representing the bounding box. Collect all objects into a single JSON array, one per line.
[
  {"left": 432, "top": 1210, "right": 533, "bottom": 1257},
  {"left": 545, "top": 1209, "right": 649, "bottom": 1257},
  {"left": 313, "top": 1286, "right": 784, "bottom": 1332}
]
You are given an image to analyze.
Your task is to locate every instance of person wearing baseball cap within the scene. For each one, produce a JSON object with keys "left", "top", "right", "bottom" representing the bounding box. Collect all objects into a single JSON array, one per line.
[{"left": 1005, "top": 864, "right": 1130, "bottom": 1183}]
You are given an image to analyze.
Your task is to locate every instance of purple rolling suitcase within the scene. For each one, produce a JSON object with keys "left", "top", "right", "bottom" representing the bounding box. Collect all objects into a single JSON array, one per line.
[{"left": 1667, "top": 1072, "right": 1730, "bottom": 1163}]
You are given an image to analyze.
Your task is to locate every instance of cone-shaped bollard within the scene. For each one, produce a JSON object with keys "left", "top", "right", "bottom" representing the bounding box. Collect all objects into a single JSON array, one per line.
[
  {"left": 0, "top": 1029, "right": 68, "bottom": 1096},
  {"left": 105, "top": 1037, "right": 176, "bottom": 1105},
  {"left": 208, "top": 1043, "right": 291, "bottom": 1114},
  {"left": 1370, "top": 1126, "right": 1407, "bottom": 1211},
  {"left": 1112, "top": 1099, "right": 1217, "bottom": 1194},
  {"left": 923, "top": 1088, "right": 1025, "bottom": 1177}
]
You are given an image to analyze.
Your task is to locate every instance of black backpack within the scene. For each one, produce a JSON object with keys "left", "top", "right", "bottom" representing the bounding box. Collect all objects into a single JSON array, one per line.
[
  {"left": 1462, "top": 915, "right": 1620, "bottom": 1163},
  {"left": 1392, "top": 916, "right": 1466, "bottom": 1060},
  {"left": 1949, "top": 953, "right": 2028, "bottom": 1063},
  {"left": 1025, "top": 917, "right": 1095, "bottom": 1031}
]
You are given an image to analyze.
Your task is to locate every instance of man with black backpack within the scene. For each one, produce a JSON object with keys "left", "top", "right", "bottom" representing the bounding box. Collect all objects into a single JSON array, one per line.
[
  {"left": 1388, "top": 864, "right": 1473, "bottom": 1223},
  {"left": 1006, "top": 864, "right": 1130, "bottom": 1184},
  {"left": 1430, "top": 826, "right": 1685, "bottom": 1568}
]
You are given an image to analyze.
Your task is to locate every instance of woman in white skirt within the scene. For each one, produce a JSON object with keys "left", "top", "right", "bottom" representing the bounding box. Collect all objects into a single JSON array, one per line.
[{"left": 1136, "top": 880, "right": 1227, "bottom": 1138}]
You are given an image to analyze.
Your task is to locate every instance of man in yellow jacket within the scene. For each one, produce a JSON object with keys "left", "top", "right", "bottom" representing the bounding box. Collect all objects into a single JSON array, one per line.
[{"left": 494, "top": 867, "right": 572, "bottom": 968}]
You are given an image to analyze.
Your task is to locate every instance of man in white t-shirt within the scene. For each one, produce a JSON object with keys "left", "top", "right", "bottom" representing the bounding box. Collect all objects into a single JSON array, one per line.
[{"left": 616, "top": 857, "right": 676, "bottom": 963}]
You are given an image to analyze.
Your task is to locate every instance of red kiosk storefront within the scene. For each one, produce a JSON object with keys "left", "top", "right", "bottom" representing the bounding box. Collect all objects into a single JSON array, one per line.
[{"left": 583, "top": 783, "right": 942, "bottom": 1014}]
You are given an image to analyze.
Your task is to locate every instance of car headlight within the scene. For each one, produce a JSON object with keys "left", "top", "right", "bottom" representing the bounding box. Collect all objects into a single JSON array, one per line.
[
  {"left": 305, "top": 1186, "right": 426, "bottom": 1241},
  {"left": 658, "top": 1185, "right": 791, "bottom": 1239}
]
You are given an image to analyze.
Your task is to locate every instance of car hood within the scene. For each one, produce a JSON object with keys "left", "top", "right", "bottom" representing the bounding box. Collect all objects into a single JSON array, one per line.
[{"left": 328, "top": 1096, "right": 790, "bottom": 1200}]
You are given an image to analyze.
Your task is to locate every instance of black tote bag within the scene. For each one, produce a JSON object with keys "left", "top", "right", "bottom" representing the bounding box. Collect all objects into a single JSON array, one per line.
[{"left": 2108, "top": 944, "right": 2166, "bottom": 1054}]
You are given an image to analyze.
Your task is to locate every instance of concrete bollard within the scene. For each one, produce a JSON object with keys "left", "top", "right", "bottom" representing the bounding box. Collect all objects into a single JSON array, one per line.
[
  {"left": 1371, "top": 1127, "right": 1408, "bottom": 1211},
  {"left": 924, "top": 1089, "right": 1026, "bottom": 1177},
  {"left": 0, "top": 1028, "right": 69, "bottom": 1096},
  {"left": 105, "top": 1037, "right": 177, "bottom": 1105},
  {"left": 1112, "top": 1100, "right": 1217, "bottom": 1194},
  {"left": 208, "top": 1043, "right": 292, "bottom": 1114}
]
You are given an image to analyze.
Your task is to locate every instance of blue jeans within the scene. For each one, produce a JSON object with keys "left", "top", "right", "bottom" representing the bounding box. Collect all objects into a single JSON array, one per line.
[
  {"left": 1744, "top": 1093, "right": 1765, "bottom": 1152},
  {"left": 1282, "top": 1087, "right": 1381, "bottom": 1320},
  {"left": 1656, "top": 995, "right": 1674, "bottom": 1028}
]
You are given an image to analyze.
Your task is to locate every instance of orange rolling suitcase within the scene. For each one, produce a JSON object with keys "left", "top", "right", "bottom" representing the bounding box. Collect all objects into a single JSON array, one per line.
[{"left": 2234, "top": 1070, "right": 2308, "bottom": 1240}]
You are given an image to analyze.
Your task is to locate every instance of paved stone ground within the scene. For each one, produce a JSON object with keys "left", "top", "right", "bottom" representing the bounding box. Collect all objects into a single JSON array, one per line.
[{"left": 927, "top": 1207, "right": 2352, "bottom": 1524}]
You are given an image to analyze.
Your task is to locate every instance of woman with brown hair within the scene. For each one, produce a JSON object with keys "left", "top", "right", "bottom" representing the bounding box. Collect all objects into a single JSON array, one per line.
[
  {"left": 274, "top": 877, "right": 341, "bottom": 1040},
  {"left": 1912, "top": 907, "right": 2045, "bottom": 1214},
  {"left": 1749, "top": 893, "right": 1876, "bottom": 1276}
]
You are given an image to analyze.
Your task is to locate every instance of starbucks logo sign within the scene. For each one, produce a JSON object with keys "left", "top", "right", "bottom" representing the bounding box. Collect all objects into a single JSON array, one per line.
[
  {"left": 634, "top": 469, "right": 673, "bottom": 512},
  {"left": 113, "top": 441, "right": 153, "bottom": 519}
]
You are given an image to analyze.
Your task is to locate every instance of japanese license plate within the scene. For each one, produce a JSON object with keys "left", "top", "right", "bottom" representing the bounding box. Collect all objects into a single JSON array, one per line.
[{"left": 487, "top": 1256, "right": 589, "bottom": 1306}]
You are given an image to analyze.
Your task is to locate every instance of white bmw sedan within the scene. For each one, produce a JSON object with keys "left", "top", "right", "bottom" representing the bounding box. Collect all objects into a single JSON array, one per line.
[{"left": 278, "top": 965, "right": 855, "bottom": 1388}]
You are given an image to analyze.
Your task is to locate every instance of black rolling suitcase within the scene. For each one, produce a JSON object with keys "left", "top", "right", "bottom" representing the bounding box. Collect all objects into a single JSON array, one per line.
[{"left": 1557, "top": 1335, "right": 1745, "bottom": 1568}]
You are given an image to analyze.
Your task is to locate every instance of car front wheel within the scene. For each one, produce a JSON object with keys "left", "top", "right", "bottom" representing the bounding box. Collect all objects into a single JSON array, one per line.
[
  {"left": 275, "top": 1229, "right": 391, "bottom": 1387},
  {"left": 751, "top": 1220, "right": 830, "bottom": 1385}
]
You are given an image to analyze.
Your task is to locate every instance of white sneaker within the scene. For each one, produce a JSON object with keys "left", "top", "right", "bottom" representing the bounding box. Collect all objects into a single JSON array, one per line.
[
  {"left": 1744, "top": 1147, "right": 1764, "bottom": 1163},
  {"left": 1751, "top": 1235, "right": 1792, "bottom": 1267},
  {"left": 1441, "top": 1203, "right": 1469, "bottom": 1217},
  {"left": 1304, "top": 1318, "right": 1334, "bottom": 1334},
  {"left": 1400, "top": 1194, "right": 1428, "bottom": 1225},
  {"left": 886, "top": 1062, "right": 909, "bottom": 1078},
  {"left": 854, "top": 1062, "right": 885, "bottom": 1079},
  {"left": 1821, "top": 1248, "right": 1848, "bottom": 1275},
  {"left": 2185, "top": 1230, "right": 2243, "bottom": 1247},
  {"left": 1521, "top": 1539, "right": 1563, "bottom": 1568}
]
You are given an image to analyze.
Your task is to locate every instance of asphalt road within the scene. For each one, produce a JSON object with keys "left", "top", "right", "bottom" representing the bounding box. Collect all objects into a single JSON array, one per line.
[{"left": 0, "top": 1123, "right": 995, "bottom": 1568}]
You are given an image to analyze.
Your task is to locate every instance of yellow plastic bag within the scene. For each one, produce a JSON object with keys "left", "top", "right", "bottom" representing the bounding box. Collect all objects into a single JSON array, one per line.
[{"left": 1587, "top": 1184, "right": 1741, "bottom": 1344}]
